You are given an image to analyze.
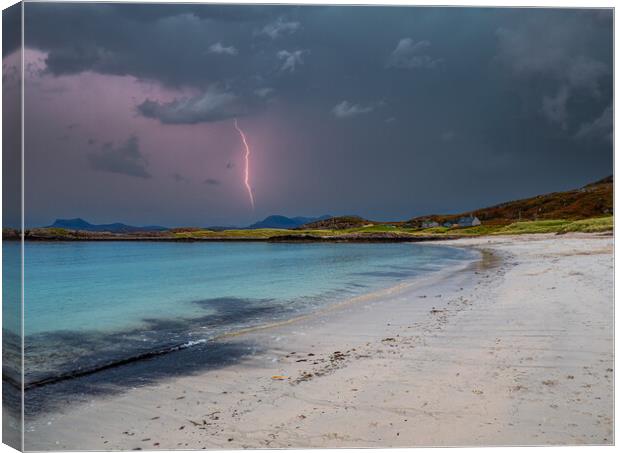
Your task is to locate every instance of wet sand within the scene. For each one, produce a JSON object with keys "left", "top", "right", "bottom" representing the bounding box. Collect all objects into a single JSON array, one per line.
[{"left": 25, "top": 233, "right": 613, "bottom": 449}]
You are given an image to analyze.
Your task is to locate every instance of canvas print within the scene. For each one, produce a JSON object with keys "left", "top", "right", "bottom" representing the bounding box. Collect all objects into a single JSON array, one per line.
[{"left": 1, "top": 1, "right": 614, "bottom": 450}]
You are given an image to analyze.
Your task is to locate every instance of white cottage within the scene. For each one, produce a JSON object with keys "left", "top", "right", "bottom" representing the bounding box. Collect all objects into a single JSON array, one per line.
[{"left": 456, "top": 215, "right": 481, "bottom": 227}]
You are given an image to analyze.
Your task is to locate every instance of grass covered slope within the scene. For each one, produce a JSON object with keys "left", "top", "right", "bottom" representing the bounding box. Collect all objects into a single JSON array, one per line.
[
  {"left": 411, "top": 216, "right": 613, "bottom": 236},
  {"left": 408, "top": 175, "right": 613, "bottom": 226},
  {"left": 301, "top": 216, "right": 369, "bottom": 230},
  {"left": 171, "top": 216, "right": 613, "bottom": 239}
]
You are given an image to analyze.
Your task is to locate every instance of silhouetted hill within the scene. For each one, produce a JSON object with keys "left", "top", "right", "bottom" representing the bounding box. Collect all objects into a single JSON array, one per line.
[
  {"left": 407, "top": 176, "right": 613, "bottom": 226},
  {"left": 48, "top": 218, "right": 168, "bottom": 233},
  {"left": 248, "top": 214, "right": 332, "bottom": 229}
]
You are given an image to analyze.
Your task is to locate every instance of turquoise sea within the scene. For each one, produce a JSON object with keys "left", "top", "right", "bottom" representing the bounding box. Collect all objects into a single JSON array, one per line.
[{"left": 3, "top": 241, "right": 476, "bottom": 400}]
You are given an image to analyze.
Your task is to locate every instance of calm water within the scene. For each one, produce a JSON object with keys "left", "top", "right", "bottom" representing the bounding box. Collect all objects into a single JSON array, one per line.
[{"left": 3, "top": 241, "right": 476, "bottom": 388}]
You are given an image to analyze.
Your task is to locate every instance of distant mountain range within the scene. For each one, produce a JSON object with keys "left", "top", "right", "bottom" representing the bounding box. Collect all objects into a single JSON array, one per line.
[
  {"left": 46, "top": 215, "right": 334, "bottom": 233},
  {"left": 247, "top": 214, "right": 332, "bottom": 229},
  {"left": 48, "top": 218, "right": 168, "bottom": 233}
]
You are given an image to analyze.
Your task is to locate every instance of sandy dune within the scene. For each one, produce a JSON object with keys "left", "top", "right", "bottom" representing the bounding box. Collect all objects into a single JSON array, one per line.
[{"left": 25, "top": 233, "right": 613, "bottom": 449}]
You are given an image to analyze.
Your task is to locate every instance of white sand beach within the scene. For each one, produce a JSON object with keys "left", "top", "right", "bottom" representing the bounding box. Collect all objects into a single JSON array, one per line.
[{"left": 25, "top": 233, "right": 613, "bottom": 449}]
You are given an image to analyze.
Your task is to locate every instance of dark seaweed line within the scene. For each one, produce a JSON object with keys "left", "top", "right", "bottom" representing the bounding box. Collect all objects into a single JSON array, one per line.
[
  {"left": 20, "top": 339, "right": 207, "bottom": 391},
  {"left": 6, "top": 235, "right": 459, "bottom": 243}
]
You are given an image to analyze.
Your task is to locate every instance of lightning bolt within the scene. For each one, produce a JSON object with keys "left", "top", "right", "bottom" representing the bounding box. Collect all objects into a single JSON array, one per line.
[{"left": 233, "top": 118, "right": 255, "bottom": 210}]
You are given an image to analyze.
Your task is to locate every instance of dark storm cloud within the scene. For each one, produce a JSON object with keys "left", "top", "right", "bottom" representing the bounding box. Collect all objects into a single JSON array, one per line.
[
  {"left": 575, "top": 105, "right": 613, "bottom": 142},
  {"left": 137, "top": 87, "right": 246, "bottom": 124},
  {"left": 495, "top": 11, "right": 611, "bottom": 130},
  {"left": 204, "top": 178, "right": 221, "bottom": 186},
  {"left": 496, "top": 17, "right": 609, "bottom": 92},
  {"left": 21, "top": 4, "right": 613, "bottom": 225},
  {"left": 24, "top": 5, "right": 612, "bottom": 127},
  {"left": 44, "top": 44, "right": 120, "bottom": 75},
  {"left": 88, "top": 136, "right": 151, "bottom": 179},
  {"left": 23, "top": 3, "right": 304, "bottom": 88}
]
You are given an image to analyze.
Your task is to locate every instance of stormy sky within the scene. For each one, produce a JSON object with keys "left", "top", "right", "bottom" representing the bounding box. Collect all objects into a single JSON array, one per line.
[{"left": 4, "top": 3, "right": 613, "bottom": 227}]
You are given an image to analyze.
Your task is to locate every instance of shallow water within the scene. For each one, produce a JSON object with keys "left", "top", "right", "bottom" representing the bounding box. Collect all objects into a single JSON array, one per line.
[{"left": 3, "top": 241, "right": 476, "bottom": 389}]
